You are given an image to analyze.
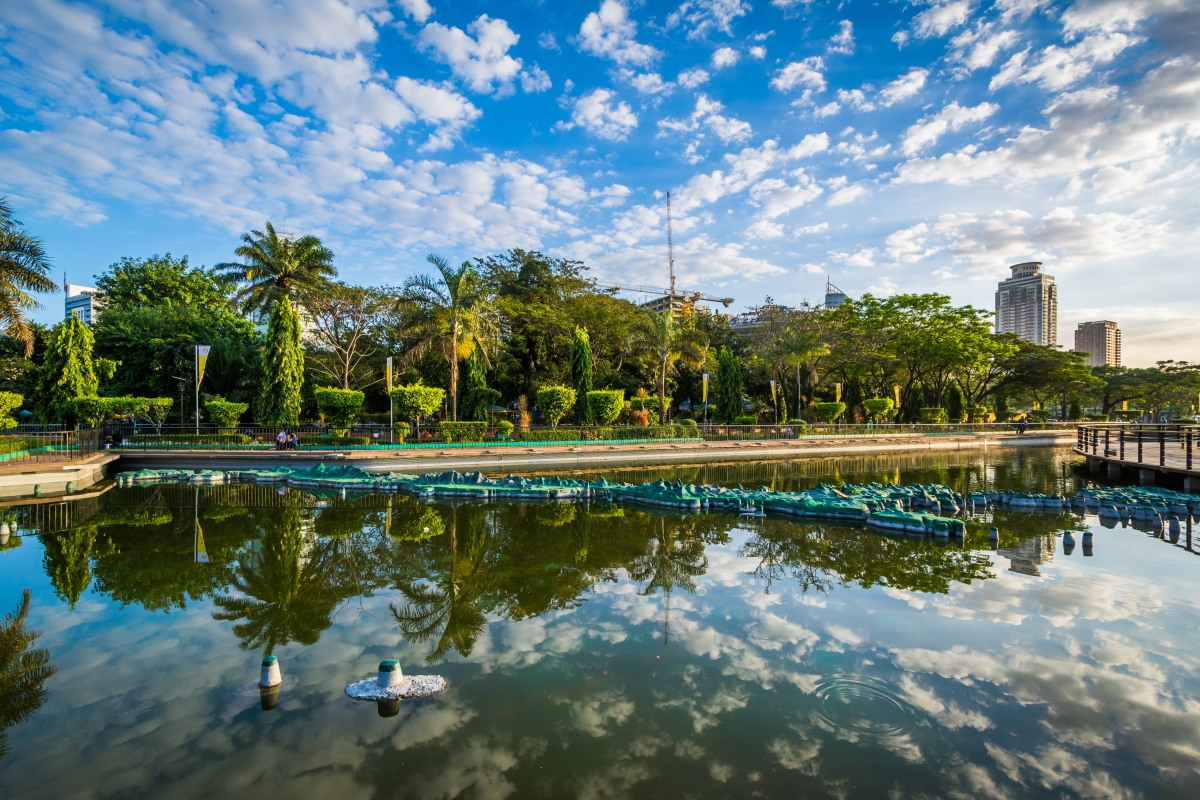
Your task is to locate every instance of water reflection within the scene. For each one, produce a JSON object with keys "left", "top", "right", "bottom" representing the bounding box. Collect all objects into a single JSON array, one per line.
[{"left": 0, "top": 590, "right": 55, "bottom": 761}]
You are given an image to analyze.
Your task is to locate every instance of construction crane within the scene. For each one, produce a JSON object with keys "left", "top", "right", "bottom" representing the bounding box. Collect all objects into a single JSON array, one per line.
[{"left": 593, "top": 191, "right": 734, "bottom": 314}]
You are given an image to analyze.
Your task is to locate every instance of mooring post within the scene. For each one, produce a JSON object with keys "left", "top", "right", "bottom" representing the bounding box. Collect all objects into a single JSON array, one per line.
[
  {"left": 1119, "top": 429, "right": 1125, "bottom": 460},
  {"left": 1137, "top": 429, "right": 1142, "bottom": 463},
  {"left": 1187, "top": 430, "right": 1193, "bottom": 471},
  {"left": 1159, "top": 431, "right": 1166, "bottom": 467}
]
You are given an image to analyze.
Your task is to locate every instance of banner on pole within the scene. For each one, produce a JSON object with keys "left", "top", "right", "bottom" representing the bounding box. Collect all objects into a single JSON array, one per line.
[
  {"left": 196, "top": 345, "right": 211, "bottom": 389},
  {"left": 835, "top": 382, "right": 842, "bottom": 403},
  {"left": 701, "top": 373, "right": 708, "bottom": 404},
  {"left": 770, "top": 380, "right": 776, "bottom": 405},
  {"left": 195, "top": 520, "right": 209, "bottom": 564},
  {"left": 893, "top": 384, "right": 901, "bottom": 408},
  {"left": 386, "top": 357, "right": 394, "bottom": 391}
]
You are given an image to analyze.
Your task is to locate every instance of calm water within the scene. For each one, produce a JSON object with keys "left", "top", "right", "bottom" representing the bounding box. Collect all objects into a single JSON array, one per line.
[{"left": 2, "top": 447, "right": 1199, "bottom": 799}]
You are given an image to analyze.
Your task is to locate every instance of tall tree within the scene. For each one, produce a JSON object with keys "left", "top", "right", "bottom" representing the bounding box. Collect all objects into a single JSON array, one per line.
[
  {"left": 260, "top": 297, "right": 304, "bottom": 426},
  {"left": 301, "top": 282, "right": 385, "bottom": 390},
  {"left": 34, "top": 317, "right": 114, "bottom": 424},
  {"left": 458, "top": 350, "right": 499, "bottom": 422},
  {"left": 95, "top": 254, "right": 233, "bottom": 313},
  {"left": 400, "top": 254, "right": 497, "bottom": 421},
  {"left": 0, "top": 199, "right": 57, "bottom": 357},
  {"left": 768, "top": 327, "right": 829, "bottom": 420},
  {"left": 715, "top": 346, "right": 742, "bottom": 423},
  {"left": 215, "top": 223, "right": 336, "bottom": 316},
  {"left": 570, "top": 327, "right": 593, "bottom": 424},
  {"left": 625, "top": 312, "right": 707, "bottom": 424}
]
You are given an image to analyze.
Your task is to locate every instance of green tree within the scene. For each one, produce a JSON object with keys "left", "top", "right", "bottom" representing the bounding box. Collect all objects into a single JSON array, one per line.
[
  {"left": 41, "top": 526, "right": 98, "bottom": 609},
  {"left": 390, "top": 383, "right": 445, "bottom": 424},
  {"left": 313, "top": 387, "right": 363, "bottom": 434},
  {"left": 0, "top": 589, "right": 56, "bottom": 760},
  {"left": 536, "top": 385, "right": 576, "bottom": 427},
  {"left": 401, "top": 255, "right": 497, "bottom": 421},
  {"left": 945, "top": 382, "right": 966, "bottom": 422},
  {"left": 301, "top": 282, "right": 385, "bottom": 390},
  {"left": 459, "top": 350, "right": 500, "bottom": 422},
  {"left": 215, "top": 222, "right": 336, "bottom": 316},
  {"left": 260, "top": 297, "right": 304, "bottom": 426},
  {"left": 570, "top": 327, "right": 593, "bottom": 424},
  {"left": 715, "top": 347, "right": 742, "bottom": 423},
  {"left": 768, "top": 327, "right": 829, "bottom": 420},
  {"left": 625, "top": 312, "right": 707, "bottom": 424},
  {"left": 95, "top": 254, "right": 232, "bottom": 313},
  {"left": 0, "top": 199, "right": 57, "bottom": 357},
  {"left": 34, "top": 317, "right": 116, "bottom": 424}
]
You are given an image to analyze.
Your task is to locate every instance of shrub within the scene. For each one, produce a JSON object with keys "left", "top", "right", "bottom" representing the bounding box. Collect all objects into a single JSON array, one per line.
[
  {"left": 1115, "top": 409, "right": 1142, "bottom": 421},
  {"left": 786, "top": 418, "right": 807, "bottom": 426},
  {"left": 965, "top": 406, "right": 989, "bottom": 423},
  {"left": 314, "top": 387, "right": 365, "bottom": 435},
  {"left": 70, "top": 396, "right": 106, "bottom": 427},
  {"left": 587, "top": 390, "right": 625, "bottom": 425},
  {"left": 536, "top": 385, "right": 576, "bottom": 427},
  {"left": 862, "top": 398, "right": 895, "bottom": 422},
  {"left": 1174, "top": 417, "right": 1198, "bottom": 424},
  {"left": 297, "top": 434, "right": 371, "bottom": 447},
  {"left": 205, "top": 398, "right": 249, "bottom": 432},
  {"left": 629, "top": 395, "right": 671, "bottom": 412},
  {"left": 439, "top": 421, "right": 487, "bottom": 443},
  {"left": 0, "top": 392, "right": 23, "bottom": 430},
  {"left": 141, "top": 398, "right": 174, "bottom": 431},
  {"left": 734, "top": 415, "right": 757, "bottom": 425},
  {"left": 919, "top": 407, "right": 948, "bottom": 424},
  {"left": 390, "top": 383, "right": 445, "bottom": 421},
  {"left": 1083, "top": 413, "right": 1109, "bottom": 421},
  {"left": 815, "top": 402, "right": 847, "bottom": 423},
  {"left": 496, "top": 420, "right": 514, "bottom": 437},
  {"left": 127, "top": 433, "right": 253, "bottom": 446},
  {"left": 678, "top": 418, "right": 697, "bottom": 428}
]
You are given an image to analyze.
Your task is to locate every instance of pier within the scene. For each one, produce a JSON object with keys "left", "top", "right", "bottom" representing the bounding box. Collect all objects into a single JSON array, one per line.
[{"left": 1075, "top": 424, "right": 1199, "bottom": 491}]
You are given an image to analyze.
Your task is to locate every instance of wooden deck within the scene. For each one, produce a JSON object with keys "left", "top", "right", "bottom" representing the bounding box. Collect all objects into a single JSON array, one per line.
[{"left": 1074, "top": 424, "right": 1199, "bottom": 490}]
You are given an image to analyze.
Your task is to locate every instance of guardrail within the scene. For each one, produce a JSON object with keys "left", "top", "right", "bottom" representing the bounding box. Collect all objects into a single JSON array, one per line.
[
  {"left": 1075, "top": 423, "right": 1197, "bottom": 472},
  {"left": 101, "top": 421, "right": 1080, "bottom": 452},
  {"left": 0, "top": 428, "right": 103, "bottom": 466}
]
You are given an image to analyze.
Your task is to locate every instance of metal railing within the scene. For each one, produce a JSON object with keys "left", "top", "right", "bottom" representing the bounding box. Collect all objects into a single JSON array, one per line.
[
  {"left": 101, "top": 420, "right": 1080, "bottom": 452},
  {"left": 1075, "top": 423, "right": 1198, "bottom": 472},
  {"left": 0, "top": 428, "right": 103, "bottom": 466}
]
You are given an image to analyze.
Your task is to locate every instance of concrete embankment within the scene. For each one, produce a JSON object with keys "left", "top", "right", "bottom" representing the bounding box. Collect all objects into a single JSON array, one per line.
[
  {"left": 114, "top": 430, "right": 1074, "bottom": 475},
  {"left": 0, "top": 452, "right": 120, "bottom": 501}
]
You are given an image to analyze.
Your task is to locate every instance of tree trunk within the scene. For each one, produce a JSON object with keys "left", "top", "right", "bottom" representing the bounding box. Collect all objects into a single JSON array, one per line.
[
  {"left": 658, "top": 360, "right": 668, "bottom": 425},
  {"left": 449, "top": 323, "right": 459, "bottom": 421},
  {"left": 796, "top": 366, "right": 803, "bottom": 420}
]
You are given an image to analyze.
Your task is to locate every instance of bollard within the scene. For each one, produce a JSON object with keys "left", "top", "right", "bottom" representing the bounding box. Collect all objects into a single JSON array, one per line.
[
  {"left": 378, "top": 698, "right": 402, "bottom": 718},
  {"left": 65, "top": 482, "right": 75, "bottom": 494},
  {"left": 1169, "top": 516, "right": 1182, "bottom": 535},
  {"left": 0, "top": 524, "right": 8, "bottom": 547},
  {"left": 377, "top": 659, "right": 403, "bottom": 690},
  {"left": 1063, "top": 530, "right": 1075, "bottom": 555},
  {"left": 260, "top": 683, "right": 281, "bottom": 711},
  {"left": 33, "top": 484, "right": 42, "bottom": 497},
  {"left": 260, "top": 655, "right": 282, "bottom": 688}
]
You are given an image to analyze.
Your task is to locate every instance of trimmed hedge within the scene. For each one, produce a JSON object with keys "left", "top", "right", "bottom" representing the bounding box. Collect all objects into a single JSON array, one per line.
[
  {"left": 314, "top": 387, "right": 365, "bottom": 434},
  {"left": 72, "top": 396, "right": 175, "bottom": 428},
  {"left": 128, "top": 433, "right": 253, "bottom": 445},
  {"left": 0, "top": 392, "right": 23, "bottom": 430},
  {"left": 515, "top": 425, "right": 698, "bottom": 443},
  {"left": 919, "top": 407, "right": 948, "bottom": 424},
  {"left": 496, "top": 420, "right": 514, "bottom": 437},
  {"left": 678, "top": 418, "right": 697, "bottom": 428},
  {"left": 536, "top": 385, "right": 576, "bottom": 426},
  {"left": 734, "top": 415, "right": 757, "bottom": 425},
  {"left": 390, "top": 384, "right": 445, "bottom": 420},
  {"left": 862, "top": 398, "right": 894, "bottom": 422},
  {"left": 815, "top": 402, "right": 847, "bottom": 423},
  {"left": 586, "top": 390, "right": 625, "bottom": 425},
  {"left": 297, "top": 435, "right": 371, "bottom": 446},
  {"left": 205, "top": 398, "right": 248, "bottom": 431},
  {"left": 439, "top": 421, "right": 488, "bottom": 443}
]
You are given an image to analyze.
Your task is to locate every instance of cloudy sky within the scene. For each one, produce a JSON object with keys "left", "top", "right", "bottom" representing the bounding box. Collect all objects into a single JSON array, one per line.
[{"left": 1, "top": 0, "right": 1197, "bottom": 365}]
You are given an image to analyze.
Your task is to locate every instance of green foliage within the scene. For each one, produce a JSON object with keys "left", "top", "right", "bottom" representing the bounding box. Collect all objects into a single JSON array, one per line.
[
  {"left": 1115, "top": 409, "right": 1142, "bottom": 421},
  {"left": 96, "top": 254, "right": 233, "bottom": 313},
  {"left": 920, "top": 407, "right": 948, "bottom": 423},
  {"left": 69, "top": 396, "right": 105, "bottom": 427},
  {"left": 0, "top": 391, "right": 22, "bottom": 429},
  {"left": 945, "top": 383, "right": 966, "bottom": 422},
  {"left": 625, "top": 311, "right": 707, "bottom": 423},
  {"left": 438, "top": 421, "right": 488, "bottom": 443},
  {"left": 678, "top": 418, "right": 697, "bottom": 428},
  {"left": 390, "top": 503, "right": 444, "bottom": 541},
  {"left": 586, "top": 389, "right": 624, "bottom": 425},
  {"left": 786, "top": 419, "right": 807, "bottom": 426},
  {"left": 1084, "top": 413, "right": 1109, "bottom": 421},
  {"left": 0, "top": 588, "right": 57, "bottom": 758},
  {"left": 260, "top": 297, "right": 305, "bottom": 426},
  {"left": 205, "top": 398, "right": 249, "bottom": 431},
  {"left": 0, "top": 199, "right": 58, "bottom": 357},
  {"left": 496, "top": 419, "right": 514, "bottom": 437},
  {"left": 570, "top": 327, "right": 593, "bottom": 423},
  {"left": 34, "top": 317, "right": 100, "bottom": 424},
  {"left": 862, "top": 398, "right": 895, "bottom": 422},
  {"left": 536, "top": 384, "right": 576, "bottom": 427},
  {"left": 715, "top": 347, "right": 743, "bottom": 424},
  {"left": 141, "top": 398, "right": 174, "bottom": 430},
  {"left": 459, "top": 351, "right": 500, "bottom": 422},
  {"left": 966, "top": 406, "right": 989, "bottom": 422},
  {"left": 734, "top": 415, "right": 758, "bottom": 425},
  {"left": 215, "top": 222, "right": 336, "bottom": 316},
  {"left": 390, "top": 383, "right": 445, "bottom": 420},
  {"left": 313, "top": 387, "right": 364, "bottom": 434},
  {"left": 815, "top": 402, "right": 847, "bottom": 423},
  {"left": 515, "top": 425, "right": 692, "bottom": 442},
  {"left": 629, "top": 395, "right": 672, "bottom": 412}
]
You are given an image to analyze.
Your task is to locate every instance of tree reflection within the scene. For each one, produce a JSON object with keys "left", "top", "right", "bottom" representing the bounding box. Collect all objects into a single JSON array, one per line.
[
  {"left": 628, "top": 516, "right": 709, "bottom": 644},
  {"left": 41, "top": 525, "right": 100, "bottom": 610},
  {"left": 0, "top": 589, "right": 56, "bottom": 761}
]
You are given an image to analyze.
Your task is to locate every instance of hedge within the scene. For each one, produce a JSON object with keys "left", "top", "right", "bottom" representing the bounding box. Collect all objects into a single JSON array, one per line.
[
  {"left": 71, "top": 396, "right": 174, "bottom": 428},
  {"left": 314, "top": 387, "right": 365, "bottom": 434},
  {"left": 205, "top": 398, "right": 249, "bottom": 431},
  {"left": 0, "top": 392, "right": 23, "bottom": 429},
  {"left": 586, "top": 390, "right": 625, "bottom": 425},
  {"left": 862, "top": 398, "right": 894, "bottom": 421},
  {"left": 297, "top": 434, "right": 371, "bottom": 447},
  {"left": 439, "top": 421, "right": 488, "bottom": 443},
  {"left": 536, "top": 385, "right": 576, "bottom": 426},
  {"left": 496, "top": 420, "right": 514, "bottom": 437},
  {"left": 815, "top": 402, "right": 847, "bottom": 423},
  {"left": 390, "top": 384, "right": 445, "bottom": 420},
  {"left": 919, "top": 407, "right": 948, "bottom": 424},
  {"left": 734, "top": 415, "right": 757, "bottom": 425},
  {"left": 128, "top": 433, "right": 253, "bottom": 446},
  {"left": 515, "top": 425, "right": 697, "bottom": 443}
]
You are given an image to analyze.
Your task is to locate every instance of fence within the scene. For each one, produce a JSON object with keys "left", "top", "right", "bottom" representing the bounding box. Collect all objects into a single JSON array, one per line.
[
  {"left": 1076, "top": 423, "right": 1198, "bottom": 472},
  {"left": 0, "top": 428, "right": 103, "bottom": 467},
  {"left": 102, "top": 420, "right": 1080, "bottom": 452}
]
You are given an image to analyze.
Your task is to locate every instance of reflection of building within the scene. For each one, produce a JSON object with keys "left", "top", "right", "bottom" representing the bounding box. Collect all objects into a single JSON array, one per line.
[
  {"left": 998, "top": 535, "right": 1056, "bottom": 576},
  {"left": 824, "top": 278, "right": 848, "bottom": 309},
  {"left": 65, "top": 283, "right": 102, "bottom": 325},
  {"left": 995, "top": 262, "right": 1057, "bottom": 346},
  {"left": 1074, "top": 320, "right": 1121, "bottom": 367}
]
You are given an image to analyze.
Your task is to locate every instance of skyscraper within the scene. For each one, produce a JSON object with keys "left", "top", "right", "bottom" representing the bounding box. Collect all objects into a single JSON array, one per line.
[
  {"left": 65, "top": 282, "right": 102, "bottom": 326},
  {"left": 1074, "top": 320, "right": 1121, "bottom": 367},
  {"left": 995, "top": 261, "right": 1057, "bottom": 346}
]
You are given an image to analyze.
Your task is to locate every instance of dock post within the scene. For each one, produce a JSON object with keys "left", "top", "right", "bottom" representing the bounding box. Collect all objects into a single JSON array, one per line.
[
  {"left": 1139, "top": 468, "right": 1156, "bottom": 486},
  {"left": 1137, "top": 429, "right": 1142, "bottom": 463},
  {"left": 1159, "top": 431, "right": 1165, "bottom": 467},
  {"left": 1107, "top": 462, "right": 1122, "bottom": 480},
  {"left": 1119, "top": 430, "right": 1125, "bottom": 460}
]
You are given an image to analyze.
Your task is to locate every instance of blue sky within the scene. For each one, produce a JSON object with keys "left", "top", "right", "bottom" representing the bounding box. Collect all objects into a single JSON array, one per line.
[{"left": 2, "top": 0, "right": 1197, "bottom": 365}]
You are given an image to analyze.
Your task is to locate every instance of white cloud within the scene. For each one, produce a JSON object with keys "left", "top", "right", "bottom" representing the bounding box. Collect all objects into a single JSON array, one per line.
[
  {"left": 828, "top": 20, "right": 855, "bottom": 54},
  {"left": 885, "top": 222, "right": 942, "bottom": 263},
  {"left": 901, "top": 101, "right": 1000, "bottom": 155},
  {"left": 667, "top": 0, "right": 752, "bottom": 39},
  {"left": 749, "top": 172, "right": 823, "bottom": 218},
  {"left": 949, "top": 24, "right": 1021, "bottom": 71},
  {"left": 711, "top": 47, "right": 740, "bottom": 69},
  {"left": 678, "top": 68, "right": 712, "bottom": 88},
  {"left": 746, "top": 220, "right": 786, "bottom": 238},
  {"left": 394, "top": 77, "right": 483, "bottom": 150},
  {"left": 618, "top": 70, "right": 674, "bottom": 95},
  {"left": 658, "top": 94, "right": 752, "bottom": 145},
  {"left": 827, "top": 184, "right": 869, "bottom": 206},
  {"left": 787, "top": 132, "right": 831, "bottom": 159},
  {"left": 770, "top": 57, "right": 827, "bottom": 92},
  {"left": 577, "top": 0, "right": 661, "bottom": 67},
  {"left": 538, "top": 31, "right": 560, "bottom": 50},
  {"left": 879, "top": 68, "right": 928, "bottom": 105},
  {"left": 418, "top": 15, "right": 523, "bottom": 95},
  {"left": 748, "top": 45, "right": 767, "bottom": 59},
  {"left": 557, "top": 88, "right": 639, "bottom": 141},
  {"left": 829, "top": 247, "right": 877, "bottom": 266},
  {"left": 913, "top": 1, "right": 973, "bottom": 39},
  {"left": 836, "top": 88, "right": 875, "bottom": 111},
  {"left": 813, "top": 102, "right": 841, "bottom": 119},
  {"left": 990, "top": 33, "right": 1140, "bottom": 91},
  {"left": 520, "top": 66, "right": 552, "bottom": 93},
  {"left": 397, "top": 0, "right": 434, "bottom": 24}
]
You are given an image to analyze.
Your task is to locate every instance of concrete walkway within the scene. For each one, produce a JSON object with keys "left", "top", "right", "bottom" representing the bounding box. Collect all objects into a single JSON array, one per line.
[{"left": 0, "top": 452, "right": 120, "bottom": 500}]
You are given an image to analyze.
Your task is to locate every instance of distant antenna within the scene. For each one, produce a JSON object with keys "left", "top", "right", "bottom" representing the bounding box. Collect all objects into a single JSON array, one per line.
[{"left": 666, "top": 192, "right": 675, "bottom": 298}]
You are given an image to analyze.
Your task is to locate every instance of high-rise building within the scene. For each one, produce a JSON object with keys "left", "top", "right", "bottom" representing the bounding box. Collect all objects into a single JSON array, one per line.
[
  {"left": 995, "top": 261, "right": 1057, "bottom": 346},
  {"left": 65, "top": 283, "right": 102, "bottom": 326},
  {"left": 824, "top": 278, "right": 847, "bottom": 310},
  {"left": 1074, "top": 320, "right": 1121, "bottom": 367}
]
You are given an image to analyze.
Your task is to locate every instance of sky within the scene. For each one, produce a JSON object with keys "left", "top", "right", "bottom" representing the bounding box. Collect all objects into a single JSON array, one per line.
[{"left": 1, "top": 0, "right": 1197, "bottom": 366}]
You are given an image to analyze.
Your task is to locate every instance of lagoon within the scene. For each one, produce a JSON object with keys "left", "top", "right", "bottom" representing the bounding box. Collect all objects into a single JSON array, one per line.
[{"left": 1, "top": 446, "right": 1198, "bottom": 799}]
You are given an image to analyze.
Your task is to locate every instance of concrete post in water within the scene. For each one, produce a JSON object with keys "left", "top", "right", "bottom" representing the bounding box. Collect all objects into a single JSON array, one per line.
[
  {"left": 377, "top": 698, "right": 402, "bottom": 717},
  {"left": 1169, "top": 516, "right": 1181, "bottom": 535},
  {"left": 0, "top": 524, "right": 8, "bottom": 546},
  {"left": 1088, "top": 457, "right": 1101, "bottom": 474},
  {"left": 260, "top": 655, "right": 282, "bottom": 688},
  {"left": 260, "top": 684, "right": 281, "bottom": 711},
  {"left": 1063, "top": 530, "right": 1075, "bottom": 554},
  {"left": 377, "top": 659, "right": 403, "bottom": 690},
  {"left": 1139, "top": 469, "right": 1156, "bottom": 486},
  {"left": 1107, "top": 463, "right": 1121, "bottom": 480},
  {"left": 1083, "top": 531, "right": 1094, "bottom": 556},
  {"left": 988, "top": 526, "right": 999, "bottom": 548}
]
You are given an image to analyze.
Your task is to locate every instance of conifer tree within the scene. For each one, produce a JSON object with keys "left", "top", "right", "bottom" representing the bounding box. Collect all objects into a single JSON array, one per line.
[
  {"left": 715, "top": 347, "right": 742, "bottom": 423},
  {"left": 569, "top": 327, "right": 593, "bottom": 424},
  {"left": 459, "top": 351, "right": 499, "bottom": 422},
  {"left": 260, "top": 296, "right": 304, "bottom": 426},
  {"left": 34, "top": 316, "right": 98, "bottom": 424}
]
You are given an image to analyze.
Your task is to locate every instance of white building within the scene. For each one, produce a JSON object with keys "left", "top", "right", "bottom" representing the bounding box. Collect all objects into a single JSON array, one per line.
[
  {"left": 995, "top": 262, "right": 1057, "bottom": 346},
  {"left": 65, "top": 283, "right": 102, "bottom": 326}
]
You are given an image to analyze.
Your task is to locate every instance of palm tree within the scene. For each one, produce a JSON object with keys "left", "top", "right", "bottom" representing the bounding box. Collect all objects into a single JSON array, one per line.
[
  {"left": 625, "top": 311, "right": 707, "bottom": 424},
  {"left": 215, "top": 222, "right": 336, "bottom": 316},
  {"left": 768, "top": 327, "right": 829, "bottom": 420},
  {"left": 400, "top": 254, "right": 497, "bottom": 421},
  {"left": 628, "top": 518, "right": 707, "bottom": 644},
  {"left": 1, "top": 589, "right": 57, "bottom": 760},
  {"left": 0, "top": 199, "right": 57, "bottom": 357}
]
